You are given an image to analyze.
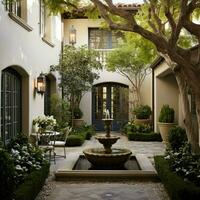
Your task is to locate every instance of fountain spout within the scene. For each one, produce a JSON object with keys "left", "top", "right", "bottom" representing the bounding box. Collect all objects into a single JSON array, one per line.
[
  {"left": 105, "top": 109, "right": 110, "bottom": 119},
  {"left": 102, "top": 110, "right": 113, "bottom": 137}
]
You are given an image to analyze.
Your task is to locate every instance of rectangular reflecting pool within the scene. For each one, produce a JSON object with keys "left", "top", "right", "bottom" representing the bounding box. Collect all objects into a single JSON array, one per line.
[
  {"left": 73, "top": 155, "right": 140, "bottom": 170},
  {"left": 55, "top": 154, "right": 158, "bottom": 181}
]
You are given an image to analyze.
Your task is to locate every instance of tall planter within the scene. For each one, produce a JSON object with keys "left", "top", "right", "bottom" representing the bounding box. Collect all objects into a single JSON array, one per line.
[
  {"left": 72, "top": 119, "right": 84, "bottom": 128},
  {"left": 134, "top": 118, "right": 150, "bottom": 125},
  {"left": 158, "top": 122, "right": 176, "bottom": 144},
  {"left": 133, "top": 105, "right": 151, "bottom": 125},
  {"left": 158, "top": 105, "right": 175, "bottom": 144}
]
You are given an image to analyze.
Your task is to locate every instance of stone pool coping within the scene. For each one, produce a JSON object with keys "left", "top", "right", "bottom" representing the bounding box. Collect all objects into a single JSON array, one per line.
[{"left": 55, "top": 154, "right": 158, "bottom": 181}]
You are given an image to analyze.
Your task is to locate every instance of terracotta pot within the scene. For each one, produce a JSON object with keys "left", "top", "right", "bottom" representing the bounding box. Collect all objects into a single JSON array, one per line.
[
  {"left": 158, "top": 122, "right": 176, "bottom": 144},
  {"left": 73, "top": 119, "right": 84, "bottom": 128},
  {"left": 134, "top": 118, "right": 150, "bottom": 125}
]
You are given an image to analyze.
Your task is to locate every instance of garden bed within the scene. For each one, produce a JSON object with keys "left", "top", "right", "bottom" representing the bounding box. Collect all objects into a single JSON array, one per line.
[
  {"left": 14, "top": 162, "right": 50, "bottom": 200},
  {"left": 154, "top": 156, "right": 200, "bottom": 200},
  {"left": 127, "top": 132, "right": 162, "bottom": 141}
]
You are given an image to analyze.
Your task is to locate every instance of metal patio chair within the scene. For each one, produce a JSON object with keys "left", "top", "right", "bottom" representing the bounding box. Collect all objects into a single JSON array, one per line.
[{"left": 49, "top": 127, "right": 72, "bottom": 158}]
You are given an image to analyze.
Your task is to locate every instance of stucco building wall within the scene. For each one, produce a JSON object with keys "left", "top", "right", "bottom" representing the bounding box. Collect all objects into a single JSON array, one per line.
[
  {"left": 0, "top": 1, "right": 62, "bottom": 135},
  {"left": 63, "top": 18, "right": 152, "bottom": 124}
]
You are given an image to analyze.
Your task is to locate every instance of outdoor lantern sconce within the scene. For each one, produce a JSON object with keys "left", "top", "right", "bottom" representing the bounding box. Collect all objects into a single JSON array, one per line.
[
  {"left": 69, "top": 25, "right": 76, "bottom": 45},
  {"left": 36, "top": 73, "right": 46, "bottom": 95}
]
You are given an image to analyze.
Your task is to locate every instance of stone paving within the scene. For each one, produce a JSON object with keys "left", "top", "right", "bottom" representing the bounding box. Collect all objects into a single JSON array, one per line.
[
  {"left": 36, "top": 132, "right": 170, "bottom": 200},
  {"left": 51, "top": 132, "right": 166, "bottom": 171},
  {"left": 45, "top": 182, "right": 170, "bottom": 200}
]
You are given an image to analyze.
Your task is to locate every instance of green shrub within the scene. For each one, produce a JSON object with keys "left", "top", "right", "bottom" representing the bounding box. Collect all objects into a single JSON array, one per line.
[
  {"left": 6, "top": 133, "right": 28, "bottom": 150},
  {"left": 74, "top": 124, "right": 95, "bottom": 140},
  {"left": 73, "top": 107, "right": 83, "bottom": 119},
  {"left": 159, "top": 104, "right": 174, "bottom": 123},
  {"left": 127, "top": 132, "right": 162, "bottom": 141},
  {"left": 85, "top": 129, "right": 95, "bottom": 140},
  {"left": 133, "top": 105, "right": 151, "bottom": 119},
  {"left": 154, "top": 156, "right": 200, "bottom": 200},
  {"left": 168, "top": 126, "right": 187, "bottom": 151},
  {"left": 124, "top": 122, "right": 152, "bottom": 134},
  {"left": 0, "top": 149, "right": 15, "bottom": 200},
  {"left": 14, "top": 162, "right": 50, "bottom": 200},
  {"left": 66, "top": 134, "right": 85, "bottom": 146},
  {"left": 165, "top": 143, "right": 200, "bottom": 187},
  {"left": 6, "top": 134, "right": 47, "bottom": 185},
  {"left": 50, "top": 94, "right": 71, "bottom": 129}
]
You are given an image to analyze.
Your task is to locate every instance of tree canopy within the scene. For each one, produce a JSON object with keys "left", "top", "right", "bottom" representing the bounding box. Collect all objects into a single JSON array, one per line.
[
  {"left": 56, "top": 45, "right": 102, "bottom": 107},
  {"left": 106, "top": 33, "right": 156, "bottom": 106},
  {"left": 89, "top": 0, "right": 200, "bottom": 152}
]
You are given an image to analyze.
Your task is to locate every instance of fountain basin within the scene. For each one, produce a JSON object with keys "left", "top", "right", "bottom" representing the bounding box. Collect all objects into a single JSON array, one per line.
[
  {"left": 83, "top": 148, "right": 132, "bottom": 168},
  {"left": 95, "top": 135, "right": 120, "bottom": 153}
]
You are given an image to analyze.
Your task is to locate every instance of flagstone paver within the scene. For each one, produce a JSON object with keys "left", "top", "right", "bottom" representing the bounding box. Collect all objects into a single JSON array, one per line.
[
  {"left": 37, "top": 181, "right": 169, "bottom": 200},
  {"left": 36, "top": 132, "right": 169, "bottom": 200}
]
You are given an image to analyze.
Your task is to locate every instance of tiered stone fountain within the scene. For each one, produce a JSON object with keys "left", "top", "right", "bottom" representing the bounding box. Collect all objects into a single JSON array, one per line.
[{"left": 83, "top": 110, "right": 132, "bottom": 168}]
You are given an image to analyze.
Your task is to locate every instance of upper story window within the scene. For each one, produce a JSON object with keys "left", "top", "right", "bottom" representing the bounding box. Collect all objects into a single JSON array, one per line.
[
  {"left": 5, "top": 0, "right": 27, "bottom": 21},
  {"left": 89, "top": 28, "right": 121, "bottom": 49},
  {"left": 40, "top": 0, "right": 54, "bottom": 45}
]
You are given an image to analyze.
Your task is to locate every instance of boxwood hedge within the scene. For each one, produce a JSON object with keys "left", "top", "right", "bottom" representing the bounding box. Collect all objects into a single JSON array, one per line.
[
  {"left": 127, "top": 132, "right": 162, "bottom": 141},
  {"left": 154, "top": 156, "right": 200, "bottom": 200},
  {"left": 14, "top": 162, "right": 50, "bottom": 200},
  {"left": 66, "top": 134, "right": 85, "bottom": 146}
]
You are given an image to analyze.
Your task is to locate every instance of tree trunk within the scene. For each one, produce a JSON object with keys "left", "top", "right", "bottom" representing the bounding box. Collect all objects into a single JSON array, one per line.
[
  {"left": 175, "top": 72, "right": 200, "bottom": 153},
  {"left": 131, "top": 86, "right": 141, "bottom": 108},
  {"left": 195, "top": 94, "right": 200, "bottom": 153}
]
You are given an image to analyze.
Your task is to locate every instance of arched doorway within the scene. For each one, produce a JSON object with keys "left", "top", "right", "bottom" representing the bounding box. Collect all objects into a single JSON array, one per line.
[
  {"left": 1, "top": 67, "right": 22, "bottom": 144},
  {"left": 44, "top": 74, "right": 56, "bottom": 115},
  {"left": 92, "top": 82, "right": 129, "bottom": 131}
]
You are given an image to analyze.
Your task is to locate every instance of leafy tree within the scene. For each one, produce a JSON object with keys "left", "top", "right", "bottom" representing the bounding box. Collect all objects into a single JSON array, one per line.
[
  {"left": 89, "top": 0, "right": 200, "bottom": 153},
  {"left": 50, "top": 94, "right": 71, "bottom": 129},
  {"left": 55, "top": 45, "right": 102, "bottom": 125},
  {"left": 106, "top": 33, "right": 156, "bottom": 107}
]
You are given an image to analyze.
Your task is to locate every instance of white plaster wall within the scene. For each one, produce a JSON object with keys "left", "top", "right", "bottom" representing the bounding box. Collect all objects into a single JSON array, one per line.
[
  {"left": 154, "top": 63, "right": 180, "bottom": 132},
  {"left": 64, "top": 18, "right": 152, "bottom": 124},
  {"left": 0, "top": 1, "right": 62, "bottom": 134},
  {"left": 63, "top": 18, "right": 102, "bottom": 47},
  {"left": 140, "top": 73, "right": 152, "bottom": 106}
]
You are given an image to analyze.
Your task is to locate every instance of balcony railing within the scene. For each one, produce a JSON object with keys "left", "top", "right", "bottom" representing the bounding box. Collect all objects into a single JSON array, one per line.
[{"left": 95, "top": 49, "right": 113, "bottom": 66}]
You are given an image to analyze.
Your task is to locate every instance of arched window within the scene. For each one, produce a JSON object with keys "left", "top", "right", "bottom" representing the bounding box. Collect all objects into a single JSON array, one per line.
[{"left": 1, "top": 68, "right": 22, "bottom": 144}]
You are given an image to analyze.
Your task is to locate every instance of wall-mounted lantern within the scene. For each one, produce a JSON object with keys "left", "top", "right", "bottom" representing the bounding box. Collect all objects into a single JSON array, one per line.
[
  {"left": 69, "top": 25, "right": 76, "bottom": 45},
  {"left": 36, "top": 72, "right": 46, "bottom": 94}
]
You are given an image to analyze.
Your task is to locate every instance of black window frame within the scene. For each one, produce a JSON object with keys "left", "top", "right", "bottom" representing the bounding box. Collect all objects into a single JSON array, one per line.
[
  {"left": 5, "top": 0, "right": 22, "bottom": 17},
  {"left": 1, "top": 68, "right": 22, "bottom": 145},
  {"left": 88, "top": 28, "right": 121, "bottom": 49}
]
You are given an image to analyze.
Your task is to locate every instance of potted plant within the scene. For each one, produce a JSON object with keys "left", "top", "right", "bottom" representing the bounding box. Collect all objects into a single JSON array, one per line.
[
  {"left": 158, "top": 104, "right": 176, "bottom": 143},
  {"left": 72, "top": 107, "right": 84, "bottom": 128},
  {"left": 133, "top": 105, "right": 151, "bottom": 125}
]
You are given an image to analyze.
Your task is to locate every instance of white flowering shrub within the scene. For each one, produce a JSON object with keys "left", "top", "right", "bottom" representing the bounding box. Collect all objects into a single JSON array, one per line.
[
  {"left": 33, "top": 115, "right": 57, "bottom": 130},
  {"left": 165, "top": 143, "right": 200, "bottom": 186},
  {"left": 6, "top": 134, "right": 47, "bottom": 185}
]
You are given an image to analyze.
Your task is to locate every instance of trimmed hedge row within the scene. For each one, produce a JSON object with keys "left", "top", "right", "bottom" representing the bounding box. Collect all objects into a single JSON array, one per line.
[
  {"left": 66, "top": 125, "right": 95, "bottom": 146},
  {"left": 154, "top": 156, "right": 200, "bottom": 200},
  {"left": 14, "top": 162, "right": 50, "bottom": 200},
  {"left": 127, "top": 132, "right": 162, "bottom": 141},
  {"left": 66, "top": 134, "right": 85, "bottom": 146}
]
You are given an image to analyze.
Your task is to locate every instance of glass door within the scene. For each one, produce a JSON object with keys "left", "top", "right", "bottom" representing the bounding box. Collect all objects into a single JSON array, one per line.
[{"left": 92, "top": 83, "right": 129, "bottom": 131}]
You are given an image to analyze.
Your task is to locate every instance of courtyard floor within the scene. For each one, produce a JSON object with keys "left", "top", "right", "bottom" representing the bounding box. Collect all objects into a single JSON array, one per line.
[{"left": 36, "top": 132, "right": 170, "bottom": 200}]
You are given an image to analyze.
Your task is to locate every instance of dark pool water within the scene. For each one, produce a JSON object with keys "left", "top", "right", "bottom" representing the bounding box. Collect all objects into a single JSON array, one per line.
[{"left": 73, "top": 155, "right": 141, "bottom": 170}]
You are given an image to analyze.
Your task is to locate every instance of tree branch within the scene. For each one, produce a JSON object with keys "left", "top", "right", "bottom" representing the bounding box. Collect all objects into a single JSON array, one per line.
[{"left": 183, "top": 0, "right": 200, "bottom": 37}]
